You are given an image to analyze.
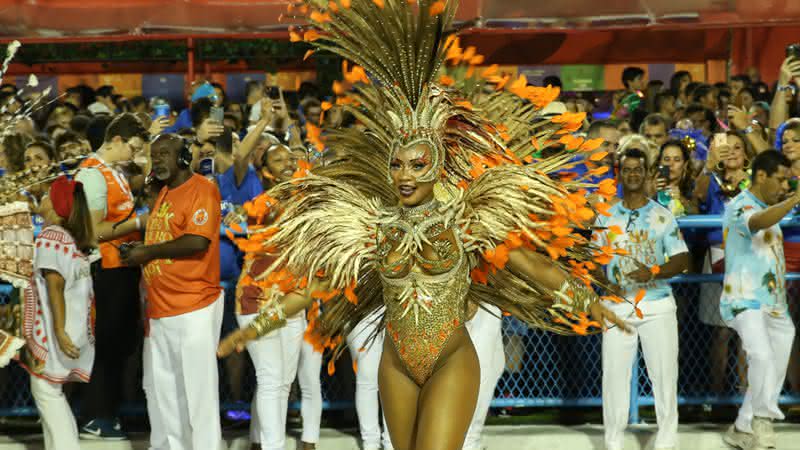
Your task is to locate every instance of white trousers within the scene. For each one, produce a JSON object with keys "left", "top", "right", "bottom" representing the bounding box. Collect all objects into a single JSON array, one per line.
[
  {"left": 729, "top": 308, "right": 795, "bottom": 433},
  {"left": 238, "top": 312, "right": 305, "bottom": 450},
  {"left": 149, "top": 295, "right": 225, "bottom": 450},
  {"left": 602, "top": 296, "right": 679, "bottom": 450},
  {"left": 143, "top": 336, "right": 168, "bottom": 450},
  {"left": 463, "top": 305, "right": 505, "bottom": 450},
  {"left": 347, "top": 308, "right": 390, "bottom": 450},
  {"left": 297, "top": 331, "right": 323, "bottom": 444},
  {"left": 30, "top": 376, "right": 80, "bottom": 450}
]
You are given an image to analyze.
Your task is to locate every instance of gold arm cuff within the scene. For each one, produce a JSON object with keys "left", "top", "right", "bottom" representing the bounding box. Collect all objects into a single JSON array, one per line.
[
  {"left": 248, "top": 303, "right": 288, "bottom": 338},
  {"left": 553, "top": 278, "right": 598, "bottom": 314}
]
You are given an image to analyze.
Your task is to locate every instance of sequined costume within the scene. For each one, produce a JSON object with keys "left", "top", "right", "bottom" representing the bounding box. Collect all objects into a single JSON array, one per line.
[{"left": 236, "top": 0, "right": 628, "bottom": 384}]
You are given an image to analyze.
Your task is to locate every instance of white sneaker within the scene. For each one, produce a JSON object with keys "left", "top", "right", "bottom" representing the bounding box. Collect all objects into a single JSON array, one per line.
[
  {"left": 724, "top": 425, "right": 754, "bottom": 449},
  {"left": 751, "top": 417, "right": 776, "bottom": 448}
]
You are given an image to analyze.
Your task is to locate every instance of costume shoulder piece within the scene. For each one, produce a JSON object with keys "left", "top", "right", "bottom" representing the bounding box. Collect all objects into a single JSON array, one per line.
[
  {"left": 235, "top": 175, "right": 389, "bottom": 362},
  {"left": 238, "top": 176, "right": 385, "bottom": 292}
]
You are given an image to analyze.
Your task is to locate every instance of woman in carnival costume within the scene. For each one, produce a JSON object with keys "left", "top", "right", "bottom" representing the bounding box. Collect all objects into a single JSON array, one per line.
[{"left": 218, "top": 1, "right": 632, "bottom": 448}]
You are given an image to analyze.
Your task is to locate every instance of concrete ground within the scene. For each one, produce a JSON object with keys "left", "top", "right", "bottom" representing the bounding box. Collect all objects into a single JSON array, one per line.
[{"left": 0, "top": 423, "right": 799, "bottom": 449}]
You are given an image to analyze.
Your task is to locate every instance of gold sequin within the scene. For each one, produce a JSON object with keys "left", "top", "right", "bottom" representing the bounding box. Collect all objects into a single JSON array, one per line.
[{"left": 377, "top": 201, "right": 470, "bottom": 385}]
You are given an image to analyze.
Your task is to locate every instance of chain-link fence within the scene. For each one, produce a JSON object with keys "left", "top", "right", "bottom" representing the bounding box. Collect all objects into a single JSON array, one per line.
[{"left": 1, "top": 225, "right": 799, "bottom": 422}]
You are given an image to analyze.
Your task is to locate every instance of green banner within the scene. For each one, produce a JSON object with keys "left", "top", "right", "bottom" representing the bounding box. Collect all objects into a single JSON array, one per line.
[{"left": 560, "top": 65, "right": 604, "bottom": 92}]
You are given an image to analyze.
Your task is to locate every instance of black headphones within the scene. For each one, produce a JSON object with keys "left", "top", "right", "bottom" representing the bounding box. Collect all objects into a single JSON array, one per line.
[{"left": 177, "top": 137, "right": 193, "bottom": 169}]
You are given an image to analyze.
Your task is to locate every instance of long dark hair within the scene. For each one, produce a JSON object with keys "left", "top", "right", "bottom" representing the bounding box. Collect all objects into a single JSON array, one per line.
[
  {"left": 657, "top": 139, "right": 694, "bottom": 199},
  {"left": 670, "top": 71, "right": 690, "bottom": 97},
  {"left": 62, "top": 183, "right": 95, "bottom": 255}
]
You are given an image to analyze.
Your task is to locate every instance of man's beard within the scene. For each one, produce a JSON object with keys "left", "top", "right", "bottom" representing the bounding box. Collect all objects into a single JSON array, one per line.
[{"left": 153, "top": 167, "right": 171, "bottom": 181}]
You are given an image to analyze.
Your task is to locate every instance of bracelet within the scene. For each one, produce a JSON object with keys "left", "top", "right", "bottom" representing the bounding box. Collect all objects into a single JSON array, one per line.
[
  {"left": 778, "top": 84, "right": 797, "bottom": 95},
  {"left": 552, "top": 278, "right": 597, "bottom": 314},
  {"left": 742, "top": 125, "right": 754, "bottom": 135},
  {"left": 248, "top": 303, "right": 288, "bottom": 338}
]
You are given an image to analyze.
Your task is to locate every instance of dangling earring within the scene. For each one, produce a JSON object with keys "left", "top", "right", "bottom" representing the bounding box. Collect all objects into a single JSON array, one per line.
[{"left": 743, "top": 159, "right": 751, "bottom": 170}]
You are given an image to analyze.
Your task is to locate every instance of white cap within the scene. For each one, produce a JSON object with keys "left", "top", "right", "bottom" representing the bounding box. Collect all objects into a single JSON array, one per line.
[
  {"left": 540, "top": 101, "right": 567, "bottom": 117},
  {"left": 87, "top": 102, "right": 112, "bottom": 115}
]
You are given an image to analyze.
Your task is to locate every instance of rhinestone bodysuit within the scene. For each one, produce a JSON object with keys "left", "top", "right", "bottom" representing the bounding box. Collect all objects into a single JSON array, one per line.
[{"left": 376, "top": 201, "right": 471, "bottom": 386}]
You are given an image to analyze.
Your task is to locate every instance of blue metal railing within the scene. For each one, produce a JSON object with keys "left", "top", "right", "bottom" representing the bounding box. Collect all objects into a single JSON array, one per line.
[{"left": 0, "top": 215, "right": 798, "bottom": 418}]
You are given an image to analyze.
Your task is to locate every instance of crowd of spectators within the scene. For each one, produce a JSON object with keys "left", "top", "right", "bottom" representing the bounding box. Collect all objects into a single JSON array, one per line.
[{"left": 1, "top": 53, "right": 800, "bottom": 429}]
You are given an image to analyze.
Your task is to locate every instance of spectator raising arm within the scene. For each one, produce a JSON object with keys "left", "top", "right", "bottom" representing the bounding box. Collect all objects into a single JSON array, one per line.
[
  {"left": 770, "top": 57, "right": 800, "bottom": 131},
  {"left": 234, "top": 99, "right": 272, "bottom": 185},
  {"left": 748, "top": 187, "right": 800, "bottom": 233},
  {"left": 728, "top": 105, "right": 769, "bottom": 153},
  {"left": 234, "top": 95, "right": 293, "bottom": 186}
]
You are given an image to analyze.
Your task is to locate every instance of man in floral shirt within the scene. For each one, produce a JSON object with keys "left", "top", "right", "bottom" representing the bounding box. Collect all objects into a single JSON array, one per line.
[
  {"left": 722, "top": 150, "right": 798, "bottom": 450},
  {"left": 594, "top": 148, "right": 689, "bottom": 450}
]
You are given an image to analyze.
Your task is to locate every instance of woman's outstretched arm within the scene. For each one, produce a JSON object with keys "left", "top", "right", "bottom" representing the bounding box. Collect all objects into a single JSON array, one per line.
[
  {"left": 217, "top": 277, "right": 327, "bottom": 357},
  {"left": 506, "top": 248, "right": 630, "bottom": 332}
]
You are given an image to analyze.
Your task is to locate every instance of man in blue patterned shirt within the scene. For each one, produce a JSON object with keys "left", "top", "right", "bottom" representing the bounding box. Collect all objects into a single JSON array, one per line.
[{"left": 722, "top": 150, "right": 797, "bottom": 450}]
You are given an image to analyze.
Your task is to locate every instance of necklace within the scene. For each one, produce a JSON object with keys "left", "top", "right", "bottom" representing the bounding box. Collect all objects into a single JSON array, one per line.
[{"left": 399, "top": 199, "right": 440, "bottom": 224}]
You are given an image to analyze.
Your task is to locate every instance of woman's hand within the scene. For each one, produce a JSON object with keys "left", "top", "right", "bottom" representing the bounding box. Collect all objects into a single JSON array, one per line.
[
  {"left": 197, "top": 118, "right": 225, "bottom": 143},
  {"left": 669, "top": 185, "right": 682, "bottom": 200},
  {"left": 654, "top": 174, "right": 668, "bottom": 192},
  {"left": 149, "top": 116, "right": 170, "bottom": 136},
  {"left": 217, "top": 326, "right": 258, "bottom": 358},
  {"left": 779, "top": 56, "right": 800, "bottom": 86},
  {"left": 706, "top": 137, "right": 732, "bottom": 172},
  {"left": 55, "top": 330, "right": 80, "bottom": 359},
  {"left": 727, "top": 105, "right": 750, "bottom": 131},
  {"left": 589, "top": 302, "right": 631, "bottom": 333}
]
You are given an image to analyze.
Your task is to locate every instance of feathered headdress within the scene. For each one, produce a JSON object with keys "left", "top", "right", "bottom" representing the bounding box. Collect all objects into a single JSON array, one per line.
[{"left": 232, "top": 0, "right": 634, "bottom": 363}]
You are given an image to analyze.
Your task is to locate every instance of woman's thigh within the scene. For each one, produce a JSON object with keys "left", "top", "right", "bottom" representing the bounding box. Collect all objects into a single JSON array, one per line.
[
  {"left": 379, "top": 338, "right": 421, "bottom": 450},
  {"left": 414, "top": 330, "right": 480, "bottom": 450}
]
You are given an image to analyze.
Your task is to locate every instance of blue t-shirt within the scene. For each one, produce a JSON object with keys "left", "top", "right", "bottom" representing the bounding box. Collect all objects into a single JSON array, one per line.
[
  {"left": 593, "top": 200, "right": 688, "bottom": 302},
  {"left": 721, "top": 190, "right": 788, "bottom": 321},
  {"left": 701, "top": 175, "right": 729, "bottom": 245},
  {"left": 164, "top": 108, "right": 193, "bottom": 134},
  {"left": 215, "top": 165, "right": 263, "bottom": 281}
]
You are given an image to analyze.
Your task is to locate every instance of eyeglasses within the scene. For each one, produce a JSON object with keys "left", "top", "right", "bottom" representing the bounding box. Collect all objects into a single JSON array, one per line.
[
  {"left": 621, "top": 167, "right": 646, "bottom": 175},
  {"left": 625, "top": 210, "right": 640, "bottom": 232}
]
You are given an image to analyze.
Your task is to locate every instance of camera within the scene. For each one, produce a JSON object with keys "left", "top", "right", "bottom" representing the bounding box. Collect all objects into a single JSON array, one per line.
[
  {"left": 658, "top": 165, "right": 670, "bottom": 180},
  {"left": 787, "top": 43, "right": 800, "bottom": 59}
]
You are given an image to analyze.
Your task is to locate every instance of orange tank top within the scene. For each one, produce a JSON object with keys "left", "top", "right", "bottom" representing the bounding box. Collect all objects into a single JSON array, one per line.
[{"left": 79, "top": 155, "right": 140, "bottom": 269}]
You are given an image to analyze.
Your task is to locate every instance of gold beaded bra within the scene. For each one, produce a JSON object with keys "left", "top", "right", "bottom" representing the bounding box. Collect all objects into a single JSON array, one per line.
[{"left": 376, "top": 201, "right": 471, "bottom": 385}]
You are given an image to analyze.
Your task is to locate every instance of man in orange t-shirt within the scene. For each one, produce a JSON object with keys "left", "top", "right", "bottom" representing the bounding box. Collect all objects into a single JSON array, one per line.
[{"left": 122, "top": 134, "right": 224, "bottom": 450}]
